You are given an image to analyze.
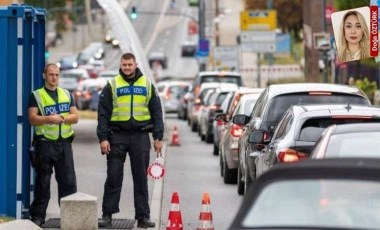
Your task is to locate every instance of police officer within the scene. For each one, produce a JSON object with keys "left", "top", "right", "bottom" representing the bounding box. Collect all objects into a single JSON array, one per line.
[
  {"left": 97, "top": 53, "right": 164, "bottom": 228},
  {"left": 28, "top": 63, "right": 78, "bottom": 227}
]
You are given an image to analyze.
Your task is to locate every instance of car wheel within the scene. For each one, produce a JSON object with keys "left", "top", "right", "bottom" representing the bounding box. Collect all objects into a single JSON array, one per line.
[
  {"left": 223, "top": 159, "right": 237, "bottom": 184},
  {"left": 244, "top": 165, "right": 254, "bottom": 194},
  {"left": 205, "top": 131, "right": 213, "bottom": 143},
  {"left": 213, "top": 144, "right": 219, "bottom": 156},
  {"left": 191, "top": 120, "right": 197, "bottom": 132},
  {"left": 219, "top": 152, "right": 224, "bottom": 177},
  {"left": 237, "top": 165, "right": 244, "bottom": 195}
]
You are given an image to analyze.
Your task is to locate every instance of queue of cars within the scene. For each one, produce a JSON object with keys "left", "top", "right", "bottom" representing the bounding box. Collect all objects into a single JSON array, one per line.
[{"left": 165, "top": 70, "right": 380, "bottom": 228}]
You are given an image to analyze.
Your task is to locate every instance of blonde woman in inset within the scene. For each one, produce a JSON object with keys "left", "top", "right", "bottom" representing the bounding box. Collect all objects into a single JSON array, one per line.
[{"left": 337, "top": 10, "right": 370, "bottom": 62}]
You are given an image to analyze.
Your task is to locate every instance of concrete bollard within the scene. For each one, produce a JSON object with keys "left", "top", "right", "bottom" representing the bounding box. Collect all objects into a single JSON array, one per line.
[{"left": 60, "top": 192, "right": 98, "bottom": 230}]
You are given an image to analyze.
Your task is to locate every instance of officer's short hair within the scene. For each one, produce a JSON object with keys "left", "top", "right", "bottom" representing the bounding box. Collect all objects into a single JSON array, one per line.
[
  {"left": 121, "top": 53, "right": 136, "bottom": 62},
  {"left": 44, "top": 63, "right": 59, "bottom": 74}
]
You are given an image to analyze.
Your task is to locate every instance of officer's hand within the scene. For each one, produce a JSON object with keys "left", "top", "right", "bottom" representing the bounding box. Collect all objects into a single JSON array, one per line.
[
  {"left": 154, "top": 140, "right": 163, "bottom": 157},
  {"left": 48, "top": 114, "right": 64, "bottom": 125},
  {"left": 100, "top": 140, "right": 111, "bottom": 155}
]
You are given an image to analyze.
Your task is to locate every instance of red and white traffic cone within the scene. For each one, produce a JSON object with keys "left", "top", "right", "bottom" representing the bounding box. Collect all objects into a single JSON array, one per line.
[
  {"left": 166, "top": 192, "right": 183, "bottom": 230},
  {"left": 197, "top": 192, "right": 215, "bottom": 230},
  {"left": 170, "top": 126, "right": 181, "bottom": 146}
]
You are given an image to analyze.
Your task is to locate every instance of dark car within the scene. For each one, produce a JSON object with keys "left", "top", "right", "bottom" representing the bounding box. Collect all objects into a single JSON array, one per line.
[
  {"left": 310, "top": 123, "right": 380, "bottom": 159},
  {"left": 177, "top": 85, "right": 190, "bottom": 120},
  {"left": 233, "top": 83, "right": 370, "bottom": 195},
  {"left": 56, "top": 54, "right": 78, "bottom": 70},
  {"left": 199, "top": 87, "right": 236, "bottom": 143},
  {"left": 252, "top": 104, "right": 380, "bottom": 179},
  {"left": 229, "top": 158, "right": 380, "bottom": 229}
]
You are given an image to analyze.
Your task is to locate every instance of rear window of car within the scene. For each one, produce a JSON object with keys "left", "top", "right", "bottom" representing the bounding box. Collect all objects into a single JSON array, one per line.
[
  {"left": 265, "top": 94, "right": 369, "bottom": 123},
  {"left": 242, "top": 179, "right": 380, "bottom": 229},
  {"left": 325, "top": 132, "right": 380, "bottom": 157},
  {"left": 200, "top": 75, "right": 242, "bottom": 86}
]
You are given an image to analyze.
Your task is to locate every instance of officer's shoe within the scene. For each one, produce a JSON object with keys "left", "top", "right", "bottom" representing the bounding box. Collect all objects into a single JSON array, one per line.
[
  {"left": 137, "top": 218, "right": 155, "bottom": 228},
  {"left": 31, "top": 218, "right": 44, "bottom": 227},
  {"left": 98, "top": 213, "right": 112, "bottom": 227}
]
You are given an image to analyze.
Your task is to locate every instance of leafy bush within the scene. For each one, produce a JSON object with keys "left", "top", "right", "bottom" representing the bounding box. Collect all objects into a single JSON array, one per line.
[{"left": 355, "top": 77, "right": 378, "bottom": 102}]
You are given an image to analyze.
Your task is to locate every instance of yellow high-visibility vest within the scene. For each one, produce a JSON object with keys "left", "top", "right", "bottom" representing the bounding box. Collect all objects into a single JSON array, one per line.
[
  {"left": 109, "top": 75, "right": 152, "bottom": 121},
  {"left": 33, "top": 87, "right": 74, "bottom": 140}
]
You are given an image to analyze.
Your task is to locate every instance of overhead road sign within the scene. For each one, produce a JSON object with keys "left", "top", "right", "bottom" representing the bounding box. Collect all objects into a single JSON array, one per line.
[
  {"left": 240, "top": 31, "right": 276, "bottom": 53},
  {"left": 240, "top": 31, "right": 276, "bottom": 43},
  {"left": 240, "top": 10, "right": 277, "bottom": 31},
  {"left": 196, "top": 39, "right": 209, "bottom": 57},
  {"left": 214, "top": 46, "right": 239, "bottom": 71}
]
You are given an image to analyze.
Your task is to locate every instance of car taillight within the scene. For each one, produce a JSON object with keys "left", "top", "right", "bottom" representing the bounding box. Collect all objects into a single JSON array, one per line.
[
  {"left": 217, "top": 120, "right": 224, "bottom": 126},
  {"left": 308, "top": 92, "right": 332, "bottom": 95},
  {"left": 230, "top": 124, "right": 243, "bottom": 137},
  {"left": 278, "top": 148, "right": 307, "bottom": 163}
]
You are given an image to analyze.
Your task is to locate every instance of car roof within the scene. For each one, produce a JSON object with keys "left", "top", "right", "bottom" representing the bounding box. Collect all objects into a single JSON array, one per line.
[
  {"left": 230, "top": 158, "right": 380, "bottom": 229},
  {"left": 267, "top": 83, "right": 368, "bottom": 99},
  {"left": 198, "top": 71, "right": 241, "bottom": 77},
  {"left": 290, "top": 103, "right": 380, "bottom": 115},
  {"left": 200, "top": 82, "right": 238, "bottom": 90},
  {"left": 330, "top": 122, "right": 380, "bottom": 134}
]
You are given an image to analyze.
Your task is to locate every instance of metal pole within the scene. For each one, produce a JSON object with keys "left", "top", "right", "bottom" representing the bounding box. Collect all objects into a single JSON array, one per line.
[
  {"left": 199, "top": 0, "right": 206, "bottom": 71},
  {"left": 215, "top": 0, "right": 220, "bottom": 46},
  {"left": 322, "top": 0, "right": 328, "bottom": 83},
  {"left": 257, "top": 53, "right": 261, "bottom": 87}
]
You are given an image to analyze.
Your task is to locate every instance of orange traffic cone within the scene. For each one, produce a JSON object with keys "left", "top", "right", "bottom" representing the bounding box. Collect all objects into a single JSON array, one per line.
[
  {"left": 170, "top": 126, "right": 180, "bottom": 146},
  {"left": 166, "top": 192, "right": 183, "bottom": 230},
  {"left": 197, "top": 193, "right": 215, "bottom": 230}
]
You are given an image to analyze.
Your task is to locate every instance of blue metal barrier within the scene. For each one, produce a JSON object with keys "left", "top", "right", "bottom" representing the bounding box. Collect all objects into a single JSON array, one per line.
[{"left": 0, "top": 4, "right": 45, "bottom": 218}]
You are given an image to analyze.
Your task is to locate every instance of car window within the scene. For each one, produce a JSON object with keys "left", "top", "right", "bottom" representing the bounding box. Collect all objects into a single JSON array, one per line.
[
  {"left": 251, "top": 90, "right": 268, "bottom": 118},
  {"left": 265, "top": 94, "right": 369, "bottom": 123},
  {"left": 221, "top": 92, "right": 234, "bottom": 119},
  {"left": 157, "top": 85, "right": 166, "bottom": 93},
  {"left": 200, "top": 75, "right": 242, "bottom": 86},
  {"left": 243, "top": 179, "right": 380, "bottom": 229},
  {"left": 216, "top": 93, "right": 228, "bottom": 105},
  {"left": 325, "top": 132, "right": 380, "bottom": 157},
  {"left": 272, "top": 112, "right": 293, "bottom": 140}
]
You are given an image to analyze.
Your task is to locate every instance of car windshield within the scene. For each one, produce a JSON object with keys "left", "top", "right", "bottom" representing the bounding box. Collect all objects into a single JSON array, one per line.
[
  {"left": 61, "top": 73, "right": 83, "bottom": 79},
  {"left": 201, "top": 75, "right": 242, "bottom": 86},
  {"left": 243, "top": 179, "right": 380, "bottom": 229},
  {"left": 265, "top": 94, "right": 369, "bottom": 122},
  {"left": 324, "top": 132, "right": 380, "bottom": 157}
]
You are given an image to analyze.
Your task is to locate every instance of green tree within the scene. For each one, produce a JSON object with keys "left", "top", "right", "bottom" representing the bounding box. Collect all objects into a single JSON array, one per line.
[
  {"left": 334, "top": 0, "right": 369, "bottom": 10},
  {"left": 24, "top": 0, "right": 84, "bottom": 34},
  {"left": 244, "top": 0, "right": 303, "bottom": 41},
  {"left": 355, "top": 77, "right": 378, "bottom": 103}
]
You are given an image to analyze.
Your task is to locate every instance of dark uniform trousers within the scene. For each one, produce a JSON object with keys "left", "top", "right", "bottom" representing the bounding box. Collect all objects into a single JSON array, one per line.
[
  {"left": 30, "top": 138, "right": 77, "bottom": 220},
  {"left": 102, "top": 131, "right": 151, "bottom": 220}
]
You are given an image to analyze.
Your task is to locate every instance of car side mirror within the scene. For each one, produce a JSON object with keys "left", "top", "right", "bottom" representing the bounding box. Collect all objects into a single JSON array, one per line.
[
  {"left": 214, "top": 113, "right": 226, "bottom": 122},
  {"left": 248, "top": 130, "right": 271, "bottom": 144},
  {"left": 232, "top": 114, "right": 249, "bottom": 125}
]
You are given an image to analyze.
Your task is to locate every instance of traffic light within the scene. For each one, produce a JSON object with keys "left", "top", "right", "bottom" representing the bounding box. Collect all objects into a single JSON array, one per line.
[
  {"left": 45, "top": 48, "right": 50, "bottom": 60},
  {"left": 130, "top": 6, "right": 138, "bottom": 20}
]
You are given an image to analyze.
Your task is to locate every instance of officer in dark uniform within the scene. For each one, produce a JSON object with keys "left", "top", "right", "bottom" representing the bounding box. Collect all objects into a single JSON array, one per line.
[
  {"left": 28, "top": 63, "right": 78, "bottom": 227},
  {"left": 97, "top": 53, "right": 164, "bottom": 228}
]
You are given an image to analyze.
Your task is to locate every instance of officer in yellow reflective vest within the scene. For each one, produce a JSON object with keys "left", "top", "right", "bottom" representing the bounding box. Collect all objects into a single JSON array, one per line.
[
  {"left": 97, "top": 53, "right": 164, "bottom": 228},
  {"left": 28, "top": 63, "right": 79, "bottom": 227}
]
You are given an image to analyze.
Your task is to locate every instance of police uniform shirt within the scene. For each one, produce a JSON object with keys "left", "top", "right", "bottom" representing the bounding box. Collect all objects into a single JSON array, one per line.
[{"left": 28, "top": 87, "right": 75, "bottom": 114}]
